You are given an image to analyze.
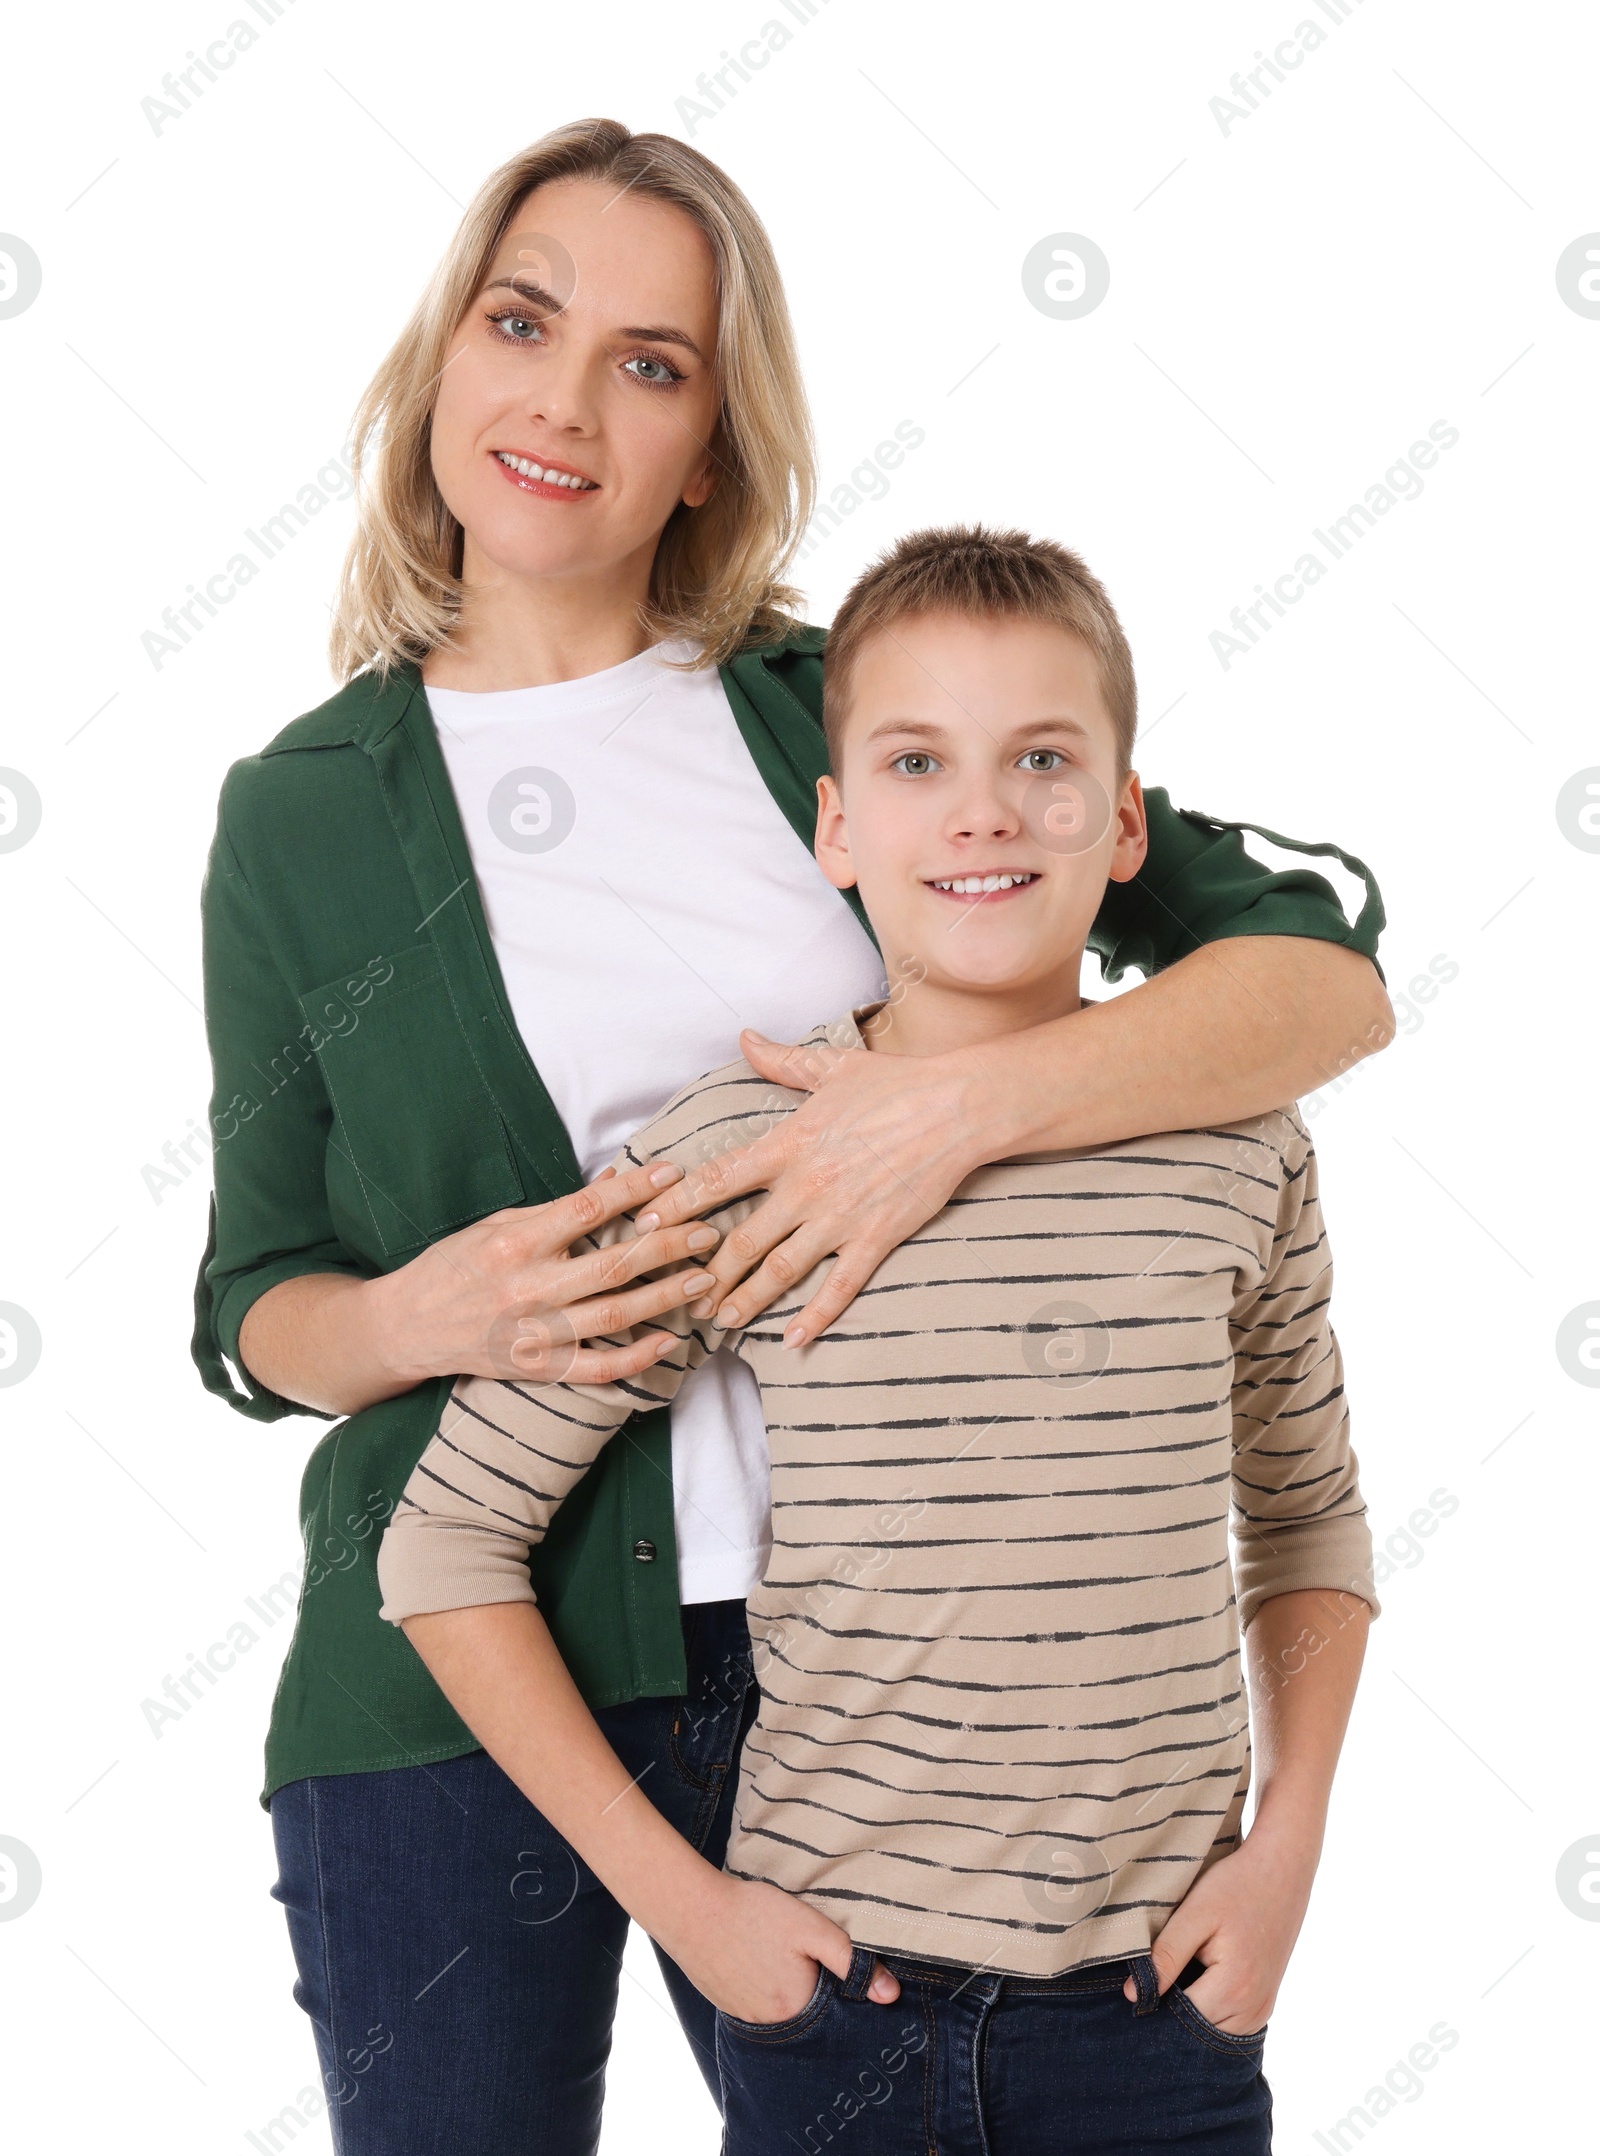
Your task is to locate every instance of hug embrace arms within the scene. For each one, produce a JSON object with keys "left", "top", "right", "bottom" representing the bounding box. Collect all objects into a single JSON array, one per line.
[{"left": 193, "top": 626, "right": 1391, "bottom": 1803}]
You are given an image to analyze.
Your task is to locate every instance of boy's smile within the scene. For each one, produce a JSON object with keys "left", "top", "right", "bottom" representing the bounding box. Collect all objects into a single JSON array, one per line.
[{"left": 814, "top": 610, "right": 1147, "bottom": 1056}]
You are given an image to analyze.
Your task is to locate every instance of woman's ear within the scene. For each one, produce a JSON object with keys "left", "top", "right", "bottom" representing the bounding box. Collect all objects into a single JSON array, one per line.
[
  {"left": 813, "top": 774, "right": 857, "bottom": 890},
  {"left": 682, "top": 458, "right": 717, "bottom": 509},
  {"left": 1107, "top": 772, "right": 1149, "bottom": 885}
]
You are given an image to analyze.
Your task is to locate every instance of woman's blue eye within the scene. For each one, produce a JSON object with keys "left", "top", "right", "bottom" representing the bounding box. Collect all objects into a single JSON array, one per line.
[
  {"left": 1019, "top": 749, "right": 1067, "bottom": 772},
  {"left": 624, "top": 354, "right": 683, "bottom": 387},
  {"left": 487, "top": 310, "right": 544, "bottom": 344},
  {"left": 891, "top": 752, "right": 939, "bottom": 776}
]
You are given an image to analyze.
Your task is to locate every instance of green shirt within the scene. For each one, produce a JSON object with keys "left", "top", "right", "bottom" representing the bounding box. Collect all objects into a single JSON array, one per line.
[{"left": 191, "top": 624, "right": 1386, "bottom": 1803}]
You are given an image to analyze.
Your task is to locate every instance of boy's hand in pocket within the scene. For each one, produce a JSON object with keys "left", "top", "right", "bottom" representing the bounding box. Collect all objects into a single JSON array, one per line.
[{"left": 679, "top": 1876, "right": 898, "bottom": 2025}]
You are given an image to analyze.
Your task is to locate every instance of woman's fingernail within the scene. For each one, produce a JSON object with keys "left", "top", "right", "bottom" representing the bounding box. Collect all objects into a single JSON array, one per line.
[
  {"left": 715, "top": 1303, "right": 740, "bottom": 1329},
  {"left": 649, "top": 1164, "right": 681, "bottom": 1187},
  {"left": 636, "top": 1211, "right": 660, "bottom": 1231},
  {"left": 783, "top": 1322, "right": 806, "bottom": 1349},
  {"left": 652, "top": 1335, "right": 677, "bottom": 1355},
  {"left": 682, "top": 1272, "right": 715, "bottom": 1293},
  {"left": 687, "top": 1226, "right": 720, "bottom": 1251}
]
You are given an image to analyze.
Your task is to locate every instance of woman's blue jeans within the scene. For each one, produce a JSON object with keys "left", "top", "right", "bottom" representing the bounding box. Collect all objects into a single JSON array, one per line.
[
  {"left": 715, "top": 1944, "right": 1273, "bottom": 2155},
  {"left": 269, "top": 1596, "right": 758, "bottom": 2154}
]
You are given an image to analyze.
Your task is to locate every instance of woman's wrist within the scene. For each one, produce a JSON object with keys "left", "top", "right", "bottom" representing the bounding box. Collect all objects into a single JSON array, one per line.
[
  {"left": 358, "top": 1263, "right": 433, "bottom": 1391},
  {"left": 942, "top": 1031, "right": 1054, "bottom": 1168}
]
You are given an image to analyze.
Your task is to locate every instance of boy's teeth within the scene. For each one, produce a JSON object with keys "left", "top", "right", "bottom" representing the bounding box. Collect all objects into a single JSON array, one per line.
[
  {"left": 496, "top": 451, "right": 595, "bottom": 489},
  {"left": 931, "top": 873, "right": 1036, "bottom": 893}
]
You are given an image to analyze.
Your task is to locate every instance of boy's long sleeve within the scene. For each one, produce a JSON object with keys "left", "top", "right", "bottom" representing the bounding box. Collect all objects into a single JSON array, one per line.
[
  {"left": 1228, "top": 1117, "right": 1380, "bottom": 1630},
  {"left": 375, "top": 1067, "right": 777, "bottom": 1623},
  {"left": 377, "top": 1354, "right": 684, "bottom": 1622}
]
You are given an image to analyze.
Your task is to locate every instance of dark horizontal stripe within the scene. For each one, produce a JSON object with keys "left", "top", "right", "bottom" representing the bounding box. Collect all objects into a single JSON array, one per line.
[
  {"left": 758, "top": 1598, "right": 1236, "bottom": 1651},
  {"left": 776, "top": 1469, "right": 1230, "bottom": 1509},
  {"left": 741, "top": 1771, "right": 1232, "bottom": 1848},
  {"left": 772, "top": 1432, "right": 1224, "bottom": 1472},
  {"left": 449, "top": 1391, "right": 597, "bottom": 1471},
  {"left": 753, "top": 1709, "right": 1244, "bottom": 1776},
  {"left": 756, "top": 1354, "right": 1234, "bottom": 1392},
  {"left": 758, "top": 1631, "right": 1238, "bottom": 1698},
  {"left": 741, "top": 1732, "right": 1242, "bottom": 1808},
  {"left": 736, "top": 1817, "right": 1206, "bottom": 1892},
  {"left": 766, "top": 1555, "right": 1228, "bottom": 1598},
  {"left": 728, "top": 1870, "right": 1199, "bottom": 1940},
  {"left": 770, "top": 1510, "right": 1223, "bottom": 1557},
  {"left": 753, "top": 1671, "right": 1243, "bottom": 1739},
  {"left": 771, "top": 1397, "right": 1227, "bottom": 1436}
]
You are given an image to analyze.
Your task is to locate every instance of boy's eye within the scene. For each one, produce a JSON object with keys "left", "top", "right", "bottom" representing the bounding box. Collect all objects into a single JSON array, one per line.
[
  {"left": 1018, "top": 749, "right": 1068, "bottom": 772},
  {"left": 890, "top": 751, "right": 940, "bottom": 776}
]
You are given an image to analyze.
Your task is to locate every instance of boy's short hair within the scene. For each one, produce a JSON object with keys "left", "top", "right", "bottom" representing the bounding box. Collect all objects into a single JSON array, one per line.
[{"left": 822, "top": 524, "right": 1138, "bottom": 774}]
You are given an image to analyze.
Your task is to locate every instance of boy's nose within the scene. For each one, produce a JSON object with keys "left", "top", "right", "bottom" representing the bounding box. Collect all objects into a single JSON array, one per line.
[{"left": 949, "top": 791, "right": 1021, "bottom": 841}]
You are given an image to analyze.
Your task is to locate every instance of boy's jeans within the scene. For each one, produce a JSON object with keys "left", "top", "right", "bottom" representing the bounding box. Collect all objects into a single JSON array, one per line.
[{"left": 716, "top": 1944, "right": 1272, "bottom": 2155}]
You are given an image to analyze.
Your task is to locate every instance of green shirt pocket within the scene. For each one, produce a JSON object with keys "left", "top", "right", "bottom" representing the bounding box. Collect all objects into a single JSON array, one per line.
[{"left": 299, "top": 941, "right": 523, "bottom": 1258}]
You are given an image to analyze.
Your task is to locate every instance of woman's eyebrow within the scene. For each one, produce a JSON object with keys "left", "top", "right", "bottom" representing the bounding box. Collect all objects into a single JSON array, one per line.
[
  {"left": 485, "top": 275, "right": 567, "bottom": 316},
  {"left": 616, "top": 323, "right": 707, "bottom": 361}
]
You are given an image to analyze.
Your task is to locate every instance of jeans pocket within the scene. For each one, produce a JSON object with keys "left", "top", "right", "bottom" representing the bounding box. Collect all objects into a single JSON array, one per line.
[
  {"left": 717, "top": 1964, "right": 837, "bottom": 2046},
  {"left": 1168, "top": 1981, "right": 1269, "bottom": 2056}
]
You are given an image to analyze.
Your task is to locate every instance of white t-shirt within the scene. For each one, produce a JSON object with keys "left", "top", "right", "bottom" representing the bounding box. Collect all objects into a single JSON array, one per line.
[{"left": 427, "top": 638, "right": 885, "bottom": 1603}]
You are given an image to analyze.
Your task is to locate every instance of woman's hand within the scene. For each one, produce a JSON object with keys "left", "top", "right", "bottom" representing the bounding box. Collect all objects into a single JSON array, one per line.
[
  {"left": 237, "top": 1160, "right": 721, "bottom": 1416},
  {"left": 672, "top": 1875, "right": 899, "bottom": 2024},
  {"left": 367, "top": 1160, "right": 722, "bottom": 1385},
  {"left": 637, "top": 1031, "right": 988, "bottom": 1350},
  {"left": 1122, "top": 1822, "right": 1319, "bottom": 2035}
]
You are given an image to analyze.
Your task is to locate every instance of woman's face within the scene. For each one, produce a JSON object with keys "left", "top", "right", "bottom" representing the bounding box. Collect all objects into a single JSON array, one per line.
[{"left": 430, "top": 178, "right": 722, "bottom": 594}]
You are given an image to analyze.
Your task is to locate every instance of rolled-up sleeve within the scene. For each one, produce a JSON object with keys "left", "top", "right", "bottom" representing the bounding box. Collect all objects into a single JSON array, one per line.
[
  {"left": 193, "top": 777, "right": 370, "bottom": 1420},
  {"left": 1090, "top": 787, "right": 1387, "bottom": 983},
  {"left": 1229, "top": 1119, "right": 1379, "bottom": 1630}
]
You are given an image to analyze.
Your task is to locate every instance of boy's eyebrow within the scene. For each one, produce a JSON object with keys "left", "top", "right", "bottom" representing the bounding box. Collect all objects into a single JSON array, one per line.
[
  {"left": 859, "top": 712, "right": 1097, "bottom": 745},
  {"left": 482, "top": 277, "right": 707, "bottom": 360}
]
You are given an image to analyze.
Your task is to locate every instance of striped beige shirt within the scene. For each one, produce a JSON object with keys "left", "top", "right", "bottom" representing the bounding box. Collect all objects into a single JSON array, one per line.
[{"left": 378, "top": 1012, "right": 1377, "bottom": 1979}]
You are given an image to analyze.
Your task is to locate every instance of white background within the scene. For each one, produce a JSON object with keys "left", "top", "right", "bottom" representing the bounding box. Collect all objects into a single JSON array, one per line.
[{"left": 1, "top": 2, "right": 1595, "bottom": 2149}]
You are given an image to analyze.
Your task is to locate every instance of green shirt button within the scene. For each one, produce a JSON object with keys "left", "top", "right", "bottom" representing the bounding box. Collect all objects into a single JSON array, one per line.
[{"left": 632, "top": 1538, "right": 657, "bottom": 1563}]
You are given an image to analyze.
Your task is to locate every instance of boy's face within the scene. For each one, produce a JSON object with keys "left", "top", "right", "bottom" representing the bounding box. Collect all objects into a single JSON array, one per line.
[{"left": 815, "top": 611, "right": 1147, "bottom": 1017}]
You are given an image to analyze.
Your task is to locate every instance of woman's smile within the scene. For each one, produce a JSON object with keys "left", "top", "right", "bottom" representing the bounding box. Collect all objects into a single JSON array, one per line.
[{"left": 492, "top": 447, "right": 601, "bottom": 498}]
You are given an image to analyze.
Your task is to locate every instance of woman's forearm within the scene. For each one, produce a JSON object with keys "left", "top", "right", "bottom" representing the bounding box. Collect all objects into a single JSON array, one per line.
[
  {"left": 238, "top": 1272, "right": 409, "bottom": 1418},
  {"left": 968, "top": 936, "right": 1393, "bottom": 1158},
  {"left": 232, "top": 1162, "right": 722, "bottom": 1417}
]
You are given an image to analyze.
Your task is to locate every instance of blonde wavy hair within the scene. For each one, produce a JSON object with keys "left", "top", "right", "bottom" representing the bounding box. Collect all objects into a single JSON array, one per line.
[{"left": 329, "top": 119, "right": 816, "bottom": 681}]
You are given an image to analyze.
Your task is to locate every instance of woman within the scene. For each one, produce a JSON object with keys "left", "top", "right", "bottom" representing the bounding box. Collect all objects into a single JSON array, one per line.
[{"left": 195, "top": 119, "right": 1391, "bottom": 2154}]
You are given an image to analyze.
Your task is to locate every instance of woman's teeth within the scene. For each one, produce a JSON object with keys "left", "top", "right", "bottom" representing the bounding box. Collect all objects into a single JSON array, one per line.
[
  {"left": 930, "top": 873, "right": 1038, "bottom": 894},
  {"left": 495, "top": 452, "right": 597, "bottom": 490}
]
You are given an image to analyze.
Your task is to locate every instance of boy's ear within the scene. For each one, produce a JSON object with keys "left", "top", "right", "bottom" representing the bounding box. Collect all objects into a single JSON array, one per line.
[
  {"left": 813, "top": 774, "right": 857, "bottom": 890},
  {"left": 1106, "top": 772, "right": 1149, "bottom": 885}
]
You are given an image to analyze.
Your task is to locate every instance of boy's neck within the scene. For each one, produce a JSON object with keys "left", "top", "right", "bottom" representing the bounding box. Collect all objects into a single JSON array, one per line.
[{"left": 859, "top": 961, "right": 1085, "bottom": 1060}]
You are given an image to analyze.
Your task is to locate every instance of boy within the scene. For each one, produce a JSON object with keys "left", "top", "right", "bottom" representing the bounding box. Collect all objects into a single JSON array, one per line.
[{"left": 377, "top": 527, "right": 1378, "bottom": 2154}]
